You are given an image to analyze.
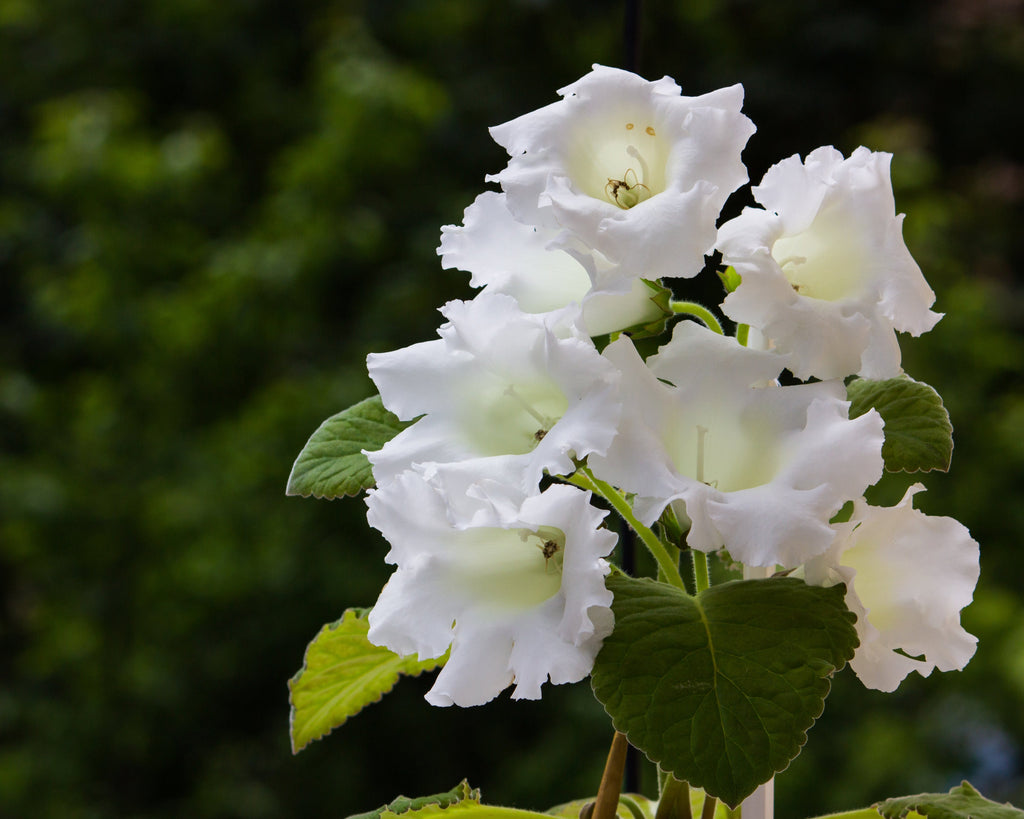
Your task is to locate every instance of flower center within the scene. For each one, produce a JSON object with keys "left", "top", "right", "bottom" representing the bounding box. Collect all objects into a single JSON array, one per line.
[
  {"left": 771, "top": 201, "right": 869, "bottom": 302},
  {"left": 461, "top": 380, "right": 568, "bottom": 456},
  {"left": 449, "top": 526, "right": 566, "bottom": 613},
  {"left": 667, "top": 415, "right": 781, "bottom": 493},
  {"left": 568, "top": 119, "right": 667, "bottom": 206}
]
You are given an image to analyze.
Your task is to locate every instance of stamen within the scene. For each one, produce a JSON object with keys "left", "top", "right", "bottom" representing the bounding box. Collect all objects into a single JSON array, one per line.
[
  {"left": 626, "top": 122, "right": 635, "bottom": 130},
  {"left": 626, "top": 144, "right": 650, "bottom": 187},
  {"left": 776, "top": 255, "right": 807, "bottom": 270},
  {"left": 645, "top": 125, "right": 656, "bottom": 136},
  {"left": 504, "top": 384, "right": 552, "bottom": 429},
  {"left": 696, "top": 425, "right": 709, "bottom": 485}
]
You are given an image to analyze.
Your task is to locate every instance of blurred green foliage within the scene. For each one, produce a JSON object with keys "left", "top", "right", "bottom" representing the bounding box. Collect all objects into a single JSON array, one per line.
[{"left": 0, "top": 1, "right": 1021, "bottom": 817}]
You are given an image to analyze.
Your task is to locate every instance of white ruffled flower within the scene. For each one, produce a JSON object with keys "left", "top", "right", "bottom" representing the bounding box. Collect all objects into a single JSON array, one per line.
[
  {"left": 717, "top": 146, "right": 942, "bottom": 380},
  {"left": 366, "top": 293, "right": 621, "bottom": 492},
  {"left": 804, "top": 486, "right": 979, "bottom": 692},
  {"left": 438, "top": 191, "right": 664, "bottom": 336},
  {"left": 488, "top": 64, "right": 755, "bottom": 284},
  {"left": 366, "top": 471, "right": 616, "bottom": 707},
  {"left": 588, "top": 321, "right": 885, "bottom": 568}
]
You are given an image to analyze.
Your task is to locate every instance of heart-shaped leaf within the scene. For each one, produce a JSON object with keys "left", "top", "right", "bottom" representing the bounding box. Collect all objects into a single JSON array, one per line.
[{"left": 591, "top": 575, "right": 858, "bottom": 807}]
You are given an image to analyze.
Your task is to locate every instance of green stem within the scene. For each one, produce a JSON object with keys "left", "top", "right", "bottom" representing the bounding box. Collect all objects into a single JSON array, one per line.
[
  {"left": 670, "top": 301, "right": 724, "bottom": 335},
  {"left": 691, "top": 550, "right": 710, "bottom": 594},
  {"left": 699, "top": 794, "right": 717, "bottom": 819},
  {"left": 618, "top": 795, "right": 649, "bottom": 819},
  {"left": 569, "top": 469, "right": 687, "bottom": 591},
  {"left": 655, "top": 775, "right": 692, "bottom": 819}
]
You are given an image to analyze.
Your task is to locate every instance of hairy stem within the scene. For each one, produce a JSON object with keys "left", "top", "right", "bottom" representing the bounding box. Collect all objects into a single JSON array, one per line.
[
  {"left": 570, "top": 468, "right": 687, "bottom": 591},
  {"left": 670, "top": 301, "right": 724, "bottom": 335}
]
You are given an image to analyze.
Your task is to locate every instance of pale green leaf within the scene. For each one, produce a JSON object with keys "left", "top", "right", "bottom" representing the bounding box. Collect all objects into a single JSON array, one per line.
[
  {"left": 847, "top": 376, "right": 953, "bottom": 473},
  {"left": 591, "top": 575, "right": 858, "bottom": 808},
  {"left": 876, "top": 781, "right": 1024, "bottom": 819},
  {"left": 348, "top": 780, "right": 555, "bottom": 819},
  {"left": 286, "top": 394, "right": 414, "bottom": 499},
  {"left": 289, "top": 609, "right": 445, "bottom": 753}
]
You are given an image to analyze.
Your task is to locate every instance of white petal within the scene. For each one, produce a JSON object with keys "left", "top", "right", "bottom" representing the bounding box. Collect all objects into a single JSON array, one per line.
[
  {"left": 489, "top": 65, "right": 755, "bottom": 283},
  {"left": 591, "top": 324, "right": 883, "bottom": 567},
  {"left": 366, "top": 293, "right": 621, "bottom": 491},
  {"left": 366, "top": 473, "right": 615, "bottom": 707},
  {"left": 719, "top": 147, "right": 942, "bottom": 380},
  {"left": 805, "top": 486, "right": 980, "bottom": 691},
  {"left": 438, "top": 191, "right": 663, "bottom": 335}
]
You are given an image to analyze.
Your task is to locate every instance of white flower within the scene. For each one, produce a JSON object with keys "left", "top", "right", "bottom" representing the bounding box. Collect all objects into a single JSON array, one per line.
[
  {"left": 588, "top": 321, "right": 885, "bottom": 568},
  {"left": 717, "top": 146, "right": 942, "bottom": 380},
  {"left": 488, "top": 64, "right": 755, "bottom": 283},
  {"left": 804, "top": 486, "right": 979, "bottom": 692},
  {"left": 366, "top": 293, "right": 621, "bottom": 492},
  {"left": 438, "top": 191, "right": 664, "bottom": 336},
  {"left": 366, "top": 471, "right": 616, "bottom": 707}
]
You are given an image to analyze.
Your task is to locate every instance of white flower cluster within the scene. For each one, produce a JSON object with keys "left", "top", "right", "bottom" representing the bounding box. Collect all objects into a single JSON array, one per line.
[{"left": 363, "top": 65, "right": 978, "bottom": 706}]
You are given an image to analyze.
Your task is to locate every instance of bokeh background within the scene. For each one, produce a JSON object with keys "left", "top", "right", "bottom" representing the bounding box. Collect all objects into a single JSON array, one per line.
[{"left": 1, "top": 0, "right": 1022, "bottom": 816}]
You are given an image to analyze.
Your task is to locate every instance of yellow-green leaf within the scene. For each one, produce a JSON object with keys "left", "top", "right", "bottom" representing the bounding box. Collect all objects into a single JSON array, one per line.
[{"left": 289, "top": 609, "right": 446, "bottom": 752}]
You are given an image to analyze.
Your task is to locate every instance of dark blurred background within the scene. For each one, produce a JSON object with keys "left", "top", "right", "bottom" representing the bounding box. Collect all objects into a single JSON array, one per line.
[{"left": 1, "top": 0, "right": 1022, "bottom": 816}]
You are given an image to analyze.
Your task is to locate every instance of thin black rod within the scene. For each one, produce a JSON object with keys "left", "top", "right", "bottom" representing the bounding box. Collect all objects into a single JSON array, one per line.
[
  {"left": 622, "top": 0, "right": 643, "bottom": 796},
  {"left": 623, "top": 0, "right": 642, "bottom": 73}
]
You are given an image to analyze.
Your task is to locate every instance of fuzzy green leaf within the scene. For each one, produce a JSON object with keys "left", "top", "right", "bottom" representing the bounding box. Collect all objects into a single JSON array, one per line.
[
  {"left": 289, "top": 609, "right": 445, "bottom": 753},
  {"left": 717, "top": 266, "right": 742, "bottom": 294},
  {"left": 348, "top": 780, "right": 558, "bottom": 819},
  {"left": 876, "top": 781, "right": 1024, "bottom": 819},
  {"left": 847, "top": 376, "right": 953, "bottom": 473},
  {"left": 591, "top": 575, "right": 858, "bottom": 808},
  {"left": 348, "top": 781, "right": 481, "bottom": 819},
  {"left": 286, "top": 394, "right": 414, "bottom": 498}
]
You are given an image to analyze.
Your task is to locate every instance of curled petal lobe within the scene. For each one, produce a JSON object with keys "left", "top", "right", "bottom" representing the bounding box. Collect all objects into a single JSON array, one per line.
[
  {"left": 805, "top": 485, "right": 980, "bottom": 691},
  {"left": 438, "top": 191, "right": 663, "bottom": 335}
]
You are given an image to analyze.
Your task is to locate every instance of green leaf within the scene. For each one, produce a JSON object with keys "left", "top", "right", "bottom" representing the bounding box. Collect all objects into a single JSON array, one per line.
[
  {"left": 876, "top": 781, "right": 1024, "bottom": 819},
  {"left": 717, "top": 266, "right": 742, "bottom": 294},
  {"left": 348, "top": 780, "right": 558, "bottom": 819},
  {"left": 547, "top": 794, "right": 658, "bottom": 819},
  {"left": 289, "top": 609, "right": 446, "bottom": 752},
  {"left": 617, "top": 278, "right": 675, "bottom": 341},
  {"left": 348, "top": 781, "right": 481, "bottom": 819},
  {"left": 591, "top": 575, "right": 858, "bottom": 808},
  {"left": 847, "top": 376, "right": 953, "bottom": 473},
  {"left": 286, "top": 394, "right": 414, "bottom": 498}
]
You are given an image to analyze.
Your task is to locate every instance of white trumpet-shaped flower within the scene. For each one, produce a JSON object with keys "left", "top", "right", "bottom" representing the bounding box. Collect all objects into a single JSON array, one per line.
[
  {"left": 366, "top": 471, "right": 616, "bottom": 707},
  {"left": 488, "top": 64, "right": 755, "bottom": 284},
  {"left": 366, "top": 293, "right": 621, "bottom": 492},
  {"left": 717, "top": 146, "right": 942, "bottom": 380},
  {"left": 438, "top": 191, "right": 664, "bottom": 336},
  {"left": 588, "top": 321, "right": 885, "bottom": 568},
  {"left": 804, "top": 486, "right": 979, "bottom": 692}
]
